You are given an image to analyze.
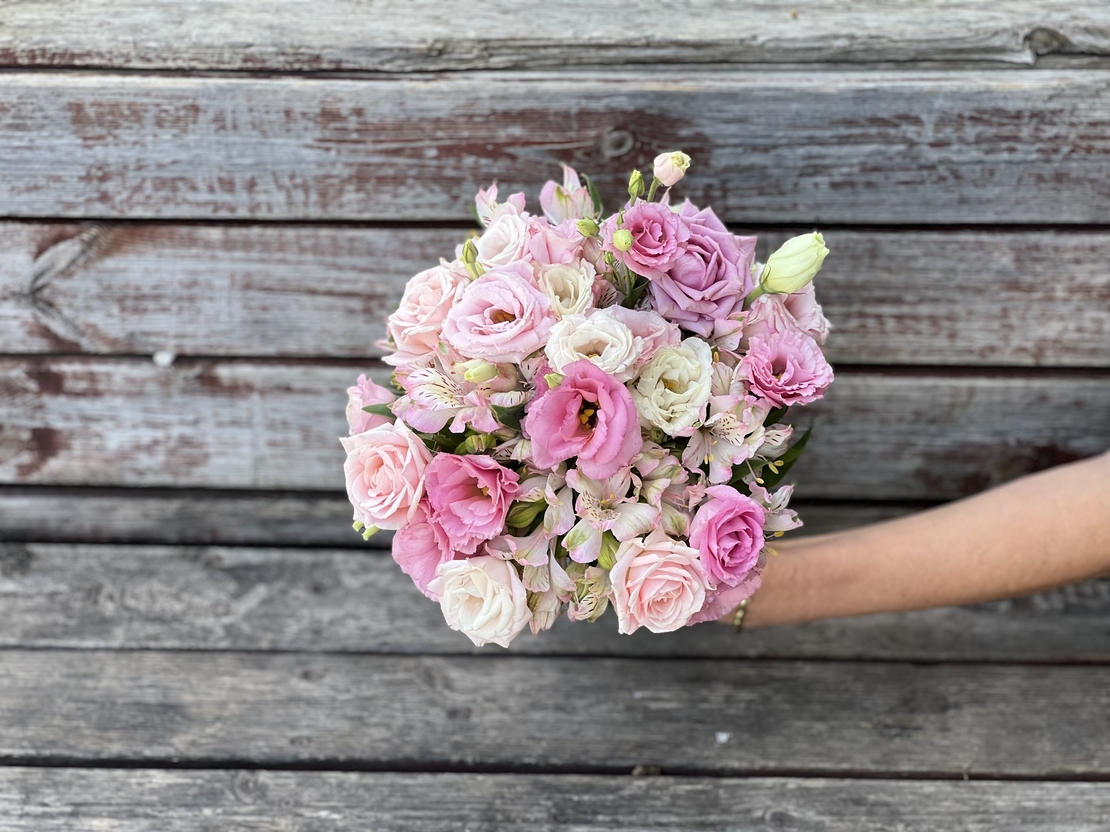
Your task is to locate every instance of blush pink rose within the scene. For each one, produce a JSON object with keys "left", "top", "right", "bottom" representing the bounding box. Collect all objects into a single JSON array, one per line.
[
  {"left": 345, "top": 374, "right": 396, "bottom": 434},
  {"left": 739, "top": 332, "right": 834, "bottom": 406},
  {"left": 688, "top": 485, "right": 766, "bottom": 589},
  {"left": 443, "top": 263, "right": 556, "bottom": 363},
  {"left": 610, "top": 529, "right": 707, "bottom": 634},
  {"left": 523, "top": 359, "right": 643, "bottom": 480},
  {"left": 340, "top": 421, "right": 432, "bottom": 530},
  {"left": 384, "top": 264, "right": 469, "bottom": 366},
  {"left": 429, "top": 555, "right": 532, "bottom": 647},
  {"left": 423, "top": 454, "right": 521, "bottom": 555},
  {"left": 392, "top": 500, "right": 455, "bottom": 600},
  {"left": 602, "top": 201, "right": 690, "bottom": 280}
]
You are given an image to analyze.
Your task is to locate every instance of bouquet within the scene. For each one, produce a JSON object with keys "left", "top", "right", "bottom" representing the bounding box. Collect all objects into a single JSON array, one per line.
[{"left": 341, "top": 152, "right": 833, "bottom": 647}]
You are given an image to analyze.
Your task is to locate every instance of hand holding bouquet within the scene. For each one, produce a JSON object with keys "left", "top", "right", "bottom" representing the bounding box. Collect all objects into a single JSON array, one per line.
[{"left": 341, "top": 153, "right": 833, "bottom": 647}]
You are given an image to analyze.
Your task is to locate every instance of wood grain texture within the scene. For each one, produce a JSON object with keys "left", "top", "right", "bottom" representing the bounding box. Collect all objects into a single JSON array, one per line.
[
  {"left": 6, "top": 70, "right": 1110, "bottom": 223},
  {"left": 1, "top": 769, "right": 1108, "bottom": 831},
  {"left": 3, "top": 223, "right": 1108, "bottom": 366},
  {"left": 0, "top": 650, "right": 1108, "bottom": 775},
  {"left": 0, "top": 542, "right": 1105, "bottom": 662},
  {"left": 2, "top": 357, "right": 1106, "bottom": 499},
  {"left": 3, "top": 1, "right": 1110, "bottom": 71}
]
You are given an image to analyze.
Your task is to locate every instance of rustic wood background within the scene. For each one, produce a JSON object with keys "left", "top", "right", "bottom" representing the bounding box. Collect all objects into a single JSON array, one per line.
[{"left": 1, "top": 2, "right": 1109, "bottom": 828}]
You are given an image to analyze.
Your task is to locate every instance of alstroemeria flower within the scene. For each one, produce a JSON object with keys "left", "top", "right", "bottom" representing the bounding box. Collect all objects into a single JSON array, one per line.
[{"left": 561, "top": 468, "right": 659, "bottom": 563}]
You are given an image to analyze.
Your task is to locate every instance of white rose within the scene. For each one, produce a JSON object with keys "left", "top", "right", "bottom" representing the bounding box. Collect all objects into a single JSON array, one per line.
[
  {"left": 632, "top": 337, "right": 713, "bottom": 436},
  {"left": 545, "top": 309, "right": 642, "bottom": 381},
  {"left": 475, "top": 213, "right": 530, "bottom": 269},
  {"left": 536, "top": 259, "right": 596, "bottom": 318},
  {"left": 428, "top": 556, "right": 532, "bottom": 648}
]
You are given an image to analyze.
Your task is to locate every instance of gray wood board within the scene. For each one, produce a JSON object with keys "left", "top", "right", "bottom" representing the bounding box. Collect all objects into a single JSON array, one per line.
[
  {"left": 5, "top": 71, "right": 1110, "bottom": 223},
  {"left": 1, "top": 769, "right": 1108, "bottom": 831},
  {"left": 3, "top": 1, "right": 1110, "bottom": 71},
  {"left": 2, "top": 357, "right": 1107, "bottom": 500},
  {"left": 0, "top": 650, "right": 1107, "bottom": 775},
  {"left": 0, "top": 542, "right": 1105, "bottom": 662},
  {"left": 3, "top": 223, "right": 1108, "bottom": 366}
]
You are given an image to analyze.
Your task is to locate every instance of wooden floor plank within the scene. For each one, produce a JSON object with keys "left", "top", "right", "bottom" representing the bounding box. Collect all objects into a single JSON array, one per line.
[
  {"left": 5, "top": 70, "right": 1110, "bottom": 223},
  {"left": 0, "top": 542, "right": 1105, "bottom": 662},
  {"left": 0, "top": 651, "right": 1106, "bottom": 775},
  {"left": 3, "top": 223, "right": 1107, "bottom": 366},
  {"left": 0, "top": 770, "right": 1107, "bottom": 831}
]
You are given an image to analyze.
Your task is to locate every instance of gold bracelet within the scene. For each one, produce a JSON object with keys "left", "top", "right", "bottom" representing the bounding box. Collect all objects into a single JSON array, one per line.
[{"left": 732, "top": 598, "right": 750, "bottom": 633}]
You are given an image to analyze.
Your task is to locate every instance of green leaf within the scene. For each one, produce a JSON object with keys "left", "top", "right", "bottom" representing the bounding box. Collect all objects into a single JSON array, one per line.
[
  {"left": 583, "top": 174, "right": 604, "bottom": 217},
  {"left": 766, "top": 405, "right": 789, "bottom": 425},
  {"left": 760, "top": 426, "right": 814, "bottom": 490},
  {"left": 491, "top": 403, "right": 526, "bottom": 431},
  {"left": 361, "top": 403, "right": 396, "bottom": 421}
]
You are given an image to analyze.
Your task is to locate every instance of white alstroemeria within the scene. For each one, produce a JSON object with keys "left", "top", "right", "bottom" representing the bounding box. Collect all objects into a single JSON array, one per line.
[
  {"left": 543, "top": 469, "right": 576, "bottom": 536},
  {"left": 756, "top": 424, "right": 794, "bottom": 459},
  {"left": 591, "top": 275, "right": 623, "bottom": 308},
  {"left": 632, "top": 338, "right": 713, "bottom": 436},
  {"left": 562, "top": 469, "right": 660, "bottom": 563},
  {"left": 474, "top": 183, "right": 526, "bottom": 227},
  {"left": 684, "top": 396, "right": 773, "bottom": 485},
  {"left": 540, "top": 164, "right": 597, "bottom": 223},
  {"left": 747, "top": 481, "right": 803, "bottom": 534},
  {"left": 536, "top": 259, "right": 596, "bottom": 319},
  {"left": 566, "top": 564, "right": 612, "bottom": 623},
  {"left": 632, "top": 442, "right": 688, "bottom": 507},
  {"left": 515, "top": 474, "right": 549, "bottom": 505},
  {"left": 484, "top": 526, "right": 553, "bottom": 570},
  {"left": 526, "top": 553, "right": 577, "bottom": 634},
  {"left": 544, "top": 309, "right": 642, "bottom": 382},
  {"left": 528, "top": 587, "right": 562, "bottom": 633},
  {"left": 475, "top": 213, "right": 531, "bottom": 269},
  {"left": 659, "top": 473, "right": 707, "bottom": 538}
]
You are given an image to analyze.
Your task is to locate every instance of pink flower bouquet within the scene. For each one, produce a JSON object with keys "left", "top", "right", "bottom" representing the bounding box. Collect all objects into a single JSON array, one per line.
[{"left": 341, "top": 153, "right": 833, "bottom": 646}]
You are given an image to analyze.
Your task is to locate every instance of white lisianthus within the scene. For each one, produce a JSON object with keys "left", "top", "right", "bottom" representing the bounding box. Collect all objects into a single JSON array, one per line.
[
  {"left": 474, "top": 213, "right": 531, "bottom": 269},
  {"left": 653, "top": 150, "right": 691, "bottom": 187},
  {"left": 759, "top": 232, "right": 828, "bottom": 294},
  {"left": 632, "top": 337, "right": 713, "bottom": 436},
  {"left": 428, "top": 555, "right": 532, "bottom": 648},
  {"left": 544, "top": 309, "right": 642, "bottom": 381},
  {"left": 536, "top": 259, "right": 596, "bottom": 318}
]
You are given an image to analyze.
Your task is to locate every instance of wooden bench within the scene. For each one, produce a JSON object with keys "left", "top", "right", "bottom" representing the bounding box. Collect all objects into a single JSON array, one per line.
[{"left": 1, "top": 2, "right": 1109, "bottom": 827}]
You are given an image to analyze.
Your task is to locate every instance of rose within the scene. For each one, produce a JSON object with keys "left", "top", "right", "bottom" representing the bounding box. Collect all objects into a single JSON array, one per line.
[
  {"left": 544, "top": 309, "right": 641, "bottom": 382},
  {"left": 345, "top": 374, "right": 396, "bottom": 434},
  {"left": 648, "top": 201, "right": 756, "bottom": 337},
  {"left": 536, "top": 259, "right": 596, "bottom": 318},
  {"left": 423, "top": 454, "right": 520, "bottom": 555},
  {"left": 442, "top": 263, "right": 556, "bottom": 363},
  {"left": 392, "top": 501, "right": 455, "bottom": 599},
  {"left": 688, "top": 485, "right": 766, "bottom": 589},
  {"left": 383, "top": 264, "right": 469, "bottom": 366},
  {"left": 631, "top": 337, "right": 713, "bottom": 436},
  {"left": 601, "top": 201, "right": 690, "bottom": 280},
  {"left": 429, "top": 555, "right": 532, "bottom": 647},
  {"left": 340, "top": 421, "right": 432, "bottom": 530},
  {"left": 653, "top": 151, "right": 691, "bottom": 187},
  {"left": 523, "top": 359, "right": 643, "bottom": 480},
  {"left": 739, "top": 332, "right": 834, "bottom": 406},
  {"left": 742, "top": 282, "right": 829, "bottom": 346},
  {"left": 609, "top": 528, "right": 707, "bottom": 634},
  {"left": 475, "top": 213, "right": 531, "bottom": 269}
]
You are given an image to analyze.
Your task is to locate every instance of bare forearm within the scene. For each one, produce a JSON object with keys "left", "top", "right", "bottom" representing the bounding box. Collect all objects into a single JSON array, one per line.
[{"left": 731, "top": 450, "right": 1110, "bottom": 629}]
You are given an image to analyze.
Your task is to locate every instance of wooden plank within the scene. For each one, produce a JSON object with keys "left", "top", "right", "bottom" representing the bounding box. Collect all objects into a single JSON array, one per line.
[
  {"left": 4, "top": 71, "right": 1110, "bottom": 223},
  {"left": 1, "top": 357, "right": 1106, "bottom": 499},
  {"left": 0, "top": 650, "right": 1107, "bottom": 775},
  {"left": 3, "top": 1, "right": 1110, "bottom": 71},
  {"left": 0, "top": 542, "right": 1105, "bottom": 662},
  {"left": 0, "top": 769, "right": 1107, "bottom": 831},
  {"left": 3, "top": 223, "right": 1108, "bottom": 366}
]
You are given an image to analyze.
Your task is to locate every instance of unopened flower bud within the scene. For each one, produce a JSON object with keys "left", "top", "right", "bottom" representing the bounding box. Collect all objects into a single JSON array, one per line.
[
  {"left": 612, "top": 229, "right": 634, "bottom": 252},
  {"left": 460, "top": 238, "right": 485, "bottom": 279},
  {"left": 653, "top": 151, "right": 691, "bottom": 187},
  {"left": 628, "top": 169, "right": 645, "bottom": 200},
  {"left": 597, "top": 531, "right": 620, "bottom": 571},
  {"left": 459, "top": 358, "right": 498, "bottom": 384},
  {"left": 760, "top": 232, "right": 828, "bottom": 294},
  {"left": 576, "top": 217, "right": 600, "bottom": 237},
  {"left": 508, "top": 500, "right": 546, "bottom": 529},
  {"left": 544, "top": 372, "right": 564, "bottom": 389}
]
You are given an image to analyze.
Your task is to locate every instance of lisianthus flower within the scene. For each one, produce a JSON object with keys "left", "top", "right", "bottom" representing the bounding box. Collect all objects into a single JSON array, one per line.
[
  {"left": 601, "top": 201, "right": 690, "bottom": 280},
  {"left": 345, "top": 373, "right": 396, "bottom": 435},
  {"left": 423, "top": 453, "right": 520, "bottom": 555},
  {"left": 739, "top": 332, "right": 834, "bottom": 406}
]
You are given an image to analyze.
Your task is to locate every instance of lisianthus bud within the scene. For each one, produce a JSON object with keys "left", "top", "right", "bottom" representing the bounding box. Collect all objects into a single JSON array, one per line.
[
  {"left": 544, "top": 372, "right": 564, "bottom": 388},
  {"left": 460, "top": 238, "right": 485, "bottom": 279},
  {"left": 760, "top": 232, "right": 828, "bottom": 294},
  {"left": 576, "top": 217, "right": 600, "bottom": 237},
  {"left": 612, "top": 229, "right": 634, "bottom": 252},
  {"left": 653, "top": 151, "right": 691, "bottom": 187},
  {"left": 628, "top": 169, "right": 645, "bottom": 200},
  {"left": 459, "top": 358, "right": 498, "bottom": 384}
]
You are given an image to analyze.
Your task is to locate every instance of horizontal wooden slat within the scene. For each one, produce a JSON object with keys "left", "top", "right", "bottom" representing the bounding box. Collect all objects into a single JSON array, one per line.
[
  {"left": 0, "top": 542, "right": 1105, "bottom": 662},
  {"left": 2, "top": 357, "right": 1106, "bottom": 499},
  {"left": 3, "top": 1, "right": 1110, "bottom": 71},
  {"left": 5, "top": 71, "right": 1110, "bottom": 223},
  {"left": 3, "top": 223, "right": 1108, "bottom": 366},
  {"left": 0, "top": 650, "right": 1107, "bottom": 775},
  {"left": 1, "top": 770, "right": 1107, "bottom": 831}
]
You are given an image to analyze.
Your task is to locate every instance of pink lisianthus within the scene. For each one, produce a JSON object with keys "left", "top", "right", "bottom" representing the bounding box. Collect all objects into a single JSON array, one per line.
[
  {"left": 601, "top": 201, "right": 690, "bottom": 280},
  {"left": 383, "top": 264, "right": 469, "bottom": 366},
  {"left": 345, "top": 374, "right": 396, "bottom": 434},
  {"left": 743, "top": 282, "right": 830, "bottom": 346},
  {"left": 340, "top": 421, "right": 432, "bottom": 530},
  {"left": 423, "top": 454, "right": 521, "bottom": 555},
  {"left": 610, "top": 528, "right": 707, "bottom": 634},
  {"left": 739, "top": 332, "right": 834, "bottom": 406},
  {"left": 527, "top": 216, "right": 583, "bottom": 265},
  {"left": 475, "top": 213, "right": 532, "bottom": 269},
  {"left": 539, "top": 164, "right": 597, "bottom": 223},
  {"left": 686, "top": 567, "right": 764, "bottom": 626},
  {"left": 392, "top": 500, "right": 456, "bottom": 600},
  {"left": 443, "top": 263, "right": 556, "bottom": 364},
  {"left": 688, "top": 485, "right": 766, "bottom": 589},
  {"left": 648, "top": 201, "right": 756, "bottom": 337},
  {"left": 523, "top": 359, "right": 643, "bottom": 480}
]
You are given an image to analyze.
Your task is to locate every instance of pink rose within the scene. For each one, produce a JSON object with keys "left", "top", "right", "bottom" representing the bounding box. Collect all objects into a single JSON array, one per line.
[
  {"left": 384, "top": 264, "right": 469, "bottom": 366},
  {"left": 523, "top": 359, "right": 643, "bottom": 480},
  {"left": 743, "top": 283, "right": 829, "bottom": 346},
  {"left": 340, "top": 421, "right": 432, "bottom": 530},
  {"left": 688, "top": 485, "right": 766, "bottom": 589},
  {"left": 610, "top": 529, "right": 707, "bottom": 634},
  {"left": 392, "top": 501, "right": 455, "bottom": 599},
  {"left": 345, "top": 374, "right": 396, "bottom": 434},
  {"left": 739, "top": 332, "right": 834, "bottom": 406},
  {"left": 648, "top": 201, "right": 756, "bottom": 337},
  {"left": 423, "top": 454, "right": 520, "bottom": 555},
  {"left": 602, "top": 202, "right": 690, "bottom": 280},
  {"left": 443, "top": 263, "right": 556, "bottom": 363}
]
